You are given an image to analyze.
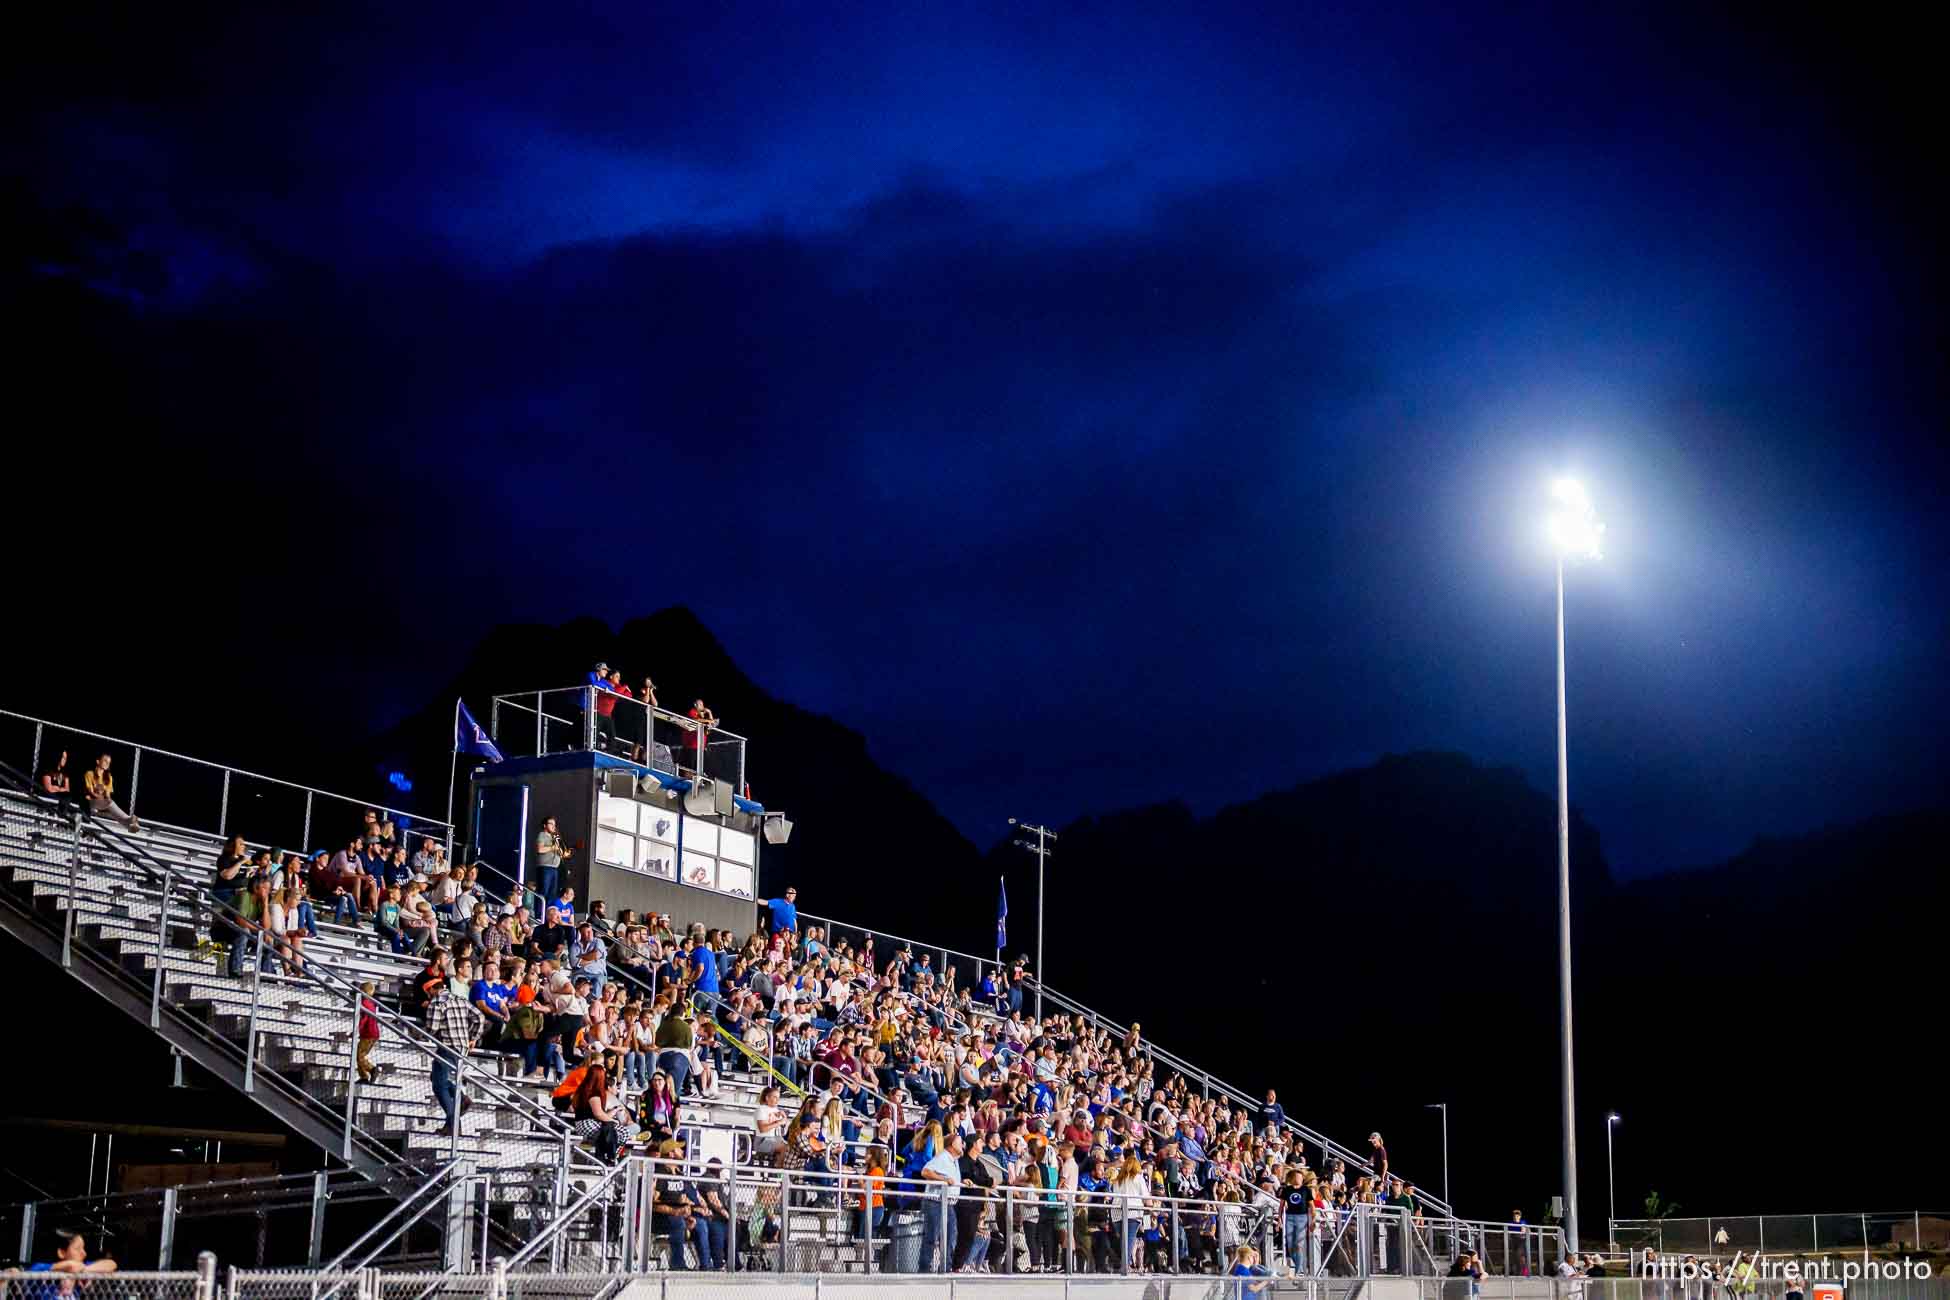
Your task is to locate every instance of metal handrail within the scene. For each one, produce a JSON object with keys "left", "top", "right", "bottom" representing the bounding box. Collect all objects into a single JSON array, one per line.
[
  {"left": 3, "top": 706, "right": 451, "bottom": 841},
  {"left": 321, "top": 1159, "right": 465, "bottom": 1276},
  {"left": 502, "top": 1159, "right": 631, "bottom": 1269},
  {"left": 0, "top": 777, "right": 587, "bottom": 1175}
]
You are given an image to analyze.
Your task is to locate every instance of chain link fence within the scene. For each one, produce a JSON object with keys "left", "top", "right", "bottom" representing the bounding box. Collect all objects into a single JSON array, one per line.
[{"left": 0, "top": 1272, "right": 211, "bottom": 1300}]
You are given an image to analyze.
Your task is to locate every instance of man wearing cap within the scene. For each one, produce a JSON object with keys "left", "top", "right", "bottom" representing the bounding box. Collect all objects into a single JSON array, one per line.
[{"left": 584, "top": 662, "right": 621, "bottom": 751}]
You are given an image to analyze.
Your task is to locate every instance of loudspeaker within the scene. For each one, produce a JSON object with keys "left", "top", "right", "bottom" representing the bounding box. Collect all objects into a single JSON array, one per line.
[
  {"left": 762, "top": 816, "right": 794, "bottom": 845},
  {"left": 638, "top": 775, "right": 675, "bottom": 801},
  {"left": 683, "top": 783, "right": 718, "bottom": 818},
  {"left": 604, "top": 771, "right": 637, "bottom": 798},
  {"left": 712, "top": 781, "right": 735, "bottom": 817}
]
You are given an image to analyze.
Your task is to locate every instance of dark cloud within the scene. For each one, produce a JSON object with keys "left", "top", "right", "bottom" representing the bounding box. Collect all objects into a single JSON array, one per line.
[{"left": 7, "top": 1, "right": 1943, "bottom": 873}]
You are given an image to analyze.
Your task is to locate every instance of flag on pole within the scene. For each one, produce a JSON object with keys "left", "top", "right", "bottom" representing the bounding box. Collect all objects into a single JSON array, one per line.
[
  {"left": 996, "top": 876, "right": 1008, "bottom": 953},
  {"left": 455, "top": 700, "right": 504, "bottom": 763}
]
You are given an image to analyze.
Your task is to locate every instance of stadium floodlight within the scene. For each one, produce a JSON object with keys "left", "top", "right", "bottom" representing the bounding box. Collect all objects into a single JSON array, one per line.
[
  {"left": 1547, "top": 477, "right": 1605, "bottom": 561},
  {"left": 1546, "top": 475, "right": 1603, "bottom": 1255}
]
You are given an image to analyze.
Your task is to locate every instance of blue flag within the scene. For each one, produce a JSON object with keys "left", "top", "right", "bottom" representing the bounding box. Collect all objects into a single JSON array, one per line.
[
  {"left": 455, "top": 700, "right": 504, "bottom": 763},
  {"left": 996, "top": 876, "right": 1008, "bottom": 953}
]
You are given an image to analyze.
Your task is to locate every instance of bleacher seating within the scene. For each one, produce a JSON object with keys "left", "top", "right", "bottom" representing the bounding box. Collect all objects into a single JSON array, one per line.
[{"left": 0, "top": 725, "right": 1478, "bottom": 1281}]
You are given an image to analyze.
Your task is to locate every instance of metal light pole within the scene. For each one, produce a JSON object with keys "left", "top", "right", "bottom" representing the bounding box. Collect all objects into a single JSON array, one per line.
[
  {"left": 1606, "top": 1113, "right": 1621, "bottom": 1254},
  {"left": 1008, "top": 819, "right": 1056, "bottom": 1024},
  {"left": 1547, "top": 477, "right": 1602, "bottom": 1257},
  {"left": 1426, "top": 1103, "right": 1450, "bottom": 1212}
]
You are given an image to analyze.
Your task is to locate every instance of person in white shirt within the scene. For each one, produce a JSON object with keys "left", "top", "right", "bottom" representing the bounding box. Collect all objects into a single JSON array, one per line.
[
  {"left": 919, "top": 1133, "right": 965, "bottom": 1273},
  {"left": 753, "top": 1087, "right": 788, "bottom": 1161}
]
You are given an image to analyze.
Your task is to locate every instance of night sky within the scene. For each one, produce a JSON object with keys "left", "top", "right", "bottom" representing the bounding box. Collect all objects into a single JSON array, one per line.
[{"left": 10, "top": 3, "right": 1944, "bottom": 876}]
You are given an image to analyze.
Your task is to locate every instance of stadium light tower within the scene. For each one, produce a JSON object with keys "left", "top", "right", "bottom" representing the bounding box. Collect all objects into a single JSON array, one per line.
[
  {"left": 1547, "top": 476, "right": 1603, "bottom": 1254},
  {"left": 1007, "top": 818, "right": 1056, "bottom": 1023}
]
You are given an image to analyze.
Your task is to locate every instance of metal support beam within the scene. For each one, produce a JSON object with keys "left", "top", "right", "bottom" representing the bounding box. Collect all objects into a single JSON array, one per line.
[
  {"left": 309, "top": 1170, "right": 329, "bottom": 1265},
  {"left": 159, "top": 1186, "right": 179, "bottom": 1268}
]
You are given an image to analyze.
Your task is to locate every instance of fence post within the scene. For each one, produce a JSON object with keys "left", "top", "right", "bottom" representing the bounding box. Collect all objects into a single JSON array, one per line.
[
  {"left": 18, "top": 1201, "right": 34, "bottom": 1269},
  {"left": 224, "top": 1264, "right": 238, "bottom": 1300},
  {"left": 152, "top": 866, "right": 173, "bottom": 1027},
  {"left": 158, "top": 1186, "right": 179, "bottom": 1268},
  {"left": 129, "top": 749, "right": 141, "bottom": 817},
  {"left": 1004, "top": 1187, "right": 1015, "bottom": 1274},
  {"left": 780, "top": 1172, "right": 793, "bottom": 1274},
  {"left": 534, "top": 691, "right": 543, "bottom": 755},
  {"left": 63, "top": 814, "right": 81, "bottom": 968},
  {"left": 345, "top": 992, "right": 360, "bottom": 1160},
  {"left": 219, "top": 770, "right": 231, "bottom": 835},
  {"left": 243, "top": 928, "right": 263, "bottom": 1092},
  {"left": 307, "top": 1169, "right": 329, "bottom": 1266},
  {"left": 489, "top": 1257, "right": 507, "bottom": 1300},
  {"left": 1119, "top": 1193, "right": 1130, "bottom": 1275},
  {"left": 449, "top": 1049, "right": 464, "bottom": 1160},
  {"left": 194, "top": 1251, "right": 216, "bottom": 1300},
  {"left": 303, "top": 792, "right": 314, "bottom": 855}
]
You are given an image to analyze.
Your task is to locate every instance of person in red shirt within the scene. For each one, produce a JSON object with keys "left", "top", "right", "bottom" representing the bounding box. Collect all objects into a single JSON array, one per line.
[
  {"left": 686, "top": 699, "right": 718, "bottom": 775},
  {"left": 357, "top": 980, "right": 384, "bottom": 1083}
]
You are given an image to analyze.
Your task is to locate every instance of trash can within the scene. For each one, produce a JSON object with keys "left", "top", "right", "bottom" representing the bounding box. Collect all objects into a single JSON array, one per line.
[{"left": 889, "top": 1211, "right": 924, "bottom": 1273}]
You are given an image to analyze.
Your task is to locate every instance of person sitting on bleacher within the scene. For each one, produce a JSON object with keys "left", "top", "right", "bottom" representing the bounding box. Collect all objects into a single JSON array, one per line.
[
  {"left": 652, "top": 1145, "right": 716, "bottom": 1268},
  {"left": 528, "top": 905, "right": 573, "bottom": 963},
  {"left": 374, "top": 883, "right": 414, "bottom": 953},
  {"left": 471, "top": 956, "right": 514, "bottom": 1050},
  {"left": 554, "top": 885, "right": 579, "bottom": 923},
  {"left": 570, "top": 1061, "right": 626, "bottom": 1164},
  {"left": 34, "top": 749, "right": 77, "bottom": 819},
  {"left": 360, "top": 839, "right": 389, "bottom": 909},
  {"left": 82, "top": 753, "right": 139, "bottom": 830},
  {"left": 307, "top": 849, "right": 356, "bottom": 923},
  {"left": 409, "top": 835, "right": 442, "bottom": 876},
  {"left": 570, "top": 921, "right": 608, "bottom": 995}
]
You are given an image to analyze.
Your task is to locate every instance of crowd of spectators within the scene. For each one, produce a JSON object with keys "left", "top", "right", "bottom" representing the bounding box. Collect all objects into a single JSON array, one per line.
[{"left": 429, "top": 885, "right": 1457, "bottom": 1279}]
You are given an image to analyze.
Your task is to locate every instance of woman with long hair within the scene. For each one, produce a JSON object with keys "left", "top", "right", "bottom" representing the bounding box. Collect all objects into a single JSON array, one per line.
[
  {"left": 35, "top": 749, "right": 75, "bottom": 817},
  {"left": 1112, "top": 1154, "right": 1148, "bottom": 1269},
  {"left": 639, "top": 1068, "right": 681, "bottom": 1144},
  {"left": 572, "top": 1064, "right": 624, "bottom": 1163}
]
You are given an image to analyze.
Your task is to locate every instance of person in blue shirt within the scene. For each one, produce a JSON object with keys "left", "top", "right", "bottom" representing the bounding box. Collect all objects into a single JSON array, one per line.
[
  {"left": 470, "top": 960, "right": 513, "bottom": 1049},
  {"left": 765, "top": 887, "right": 799, "bottom": 933},
  {"left": 689, "top": 935, "right": 721, "bottom": 1012},
  {"left": 1227, "top": 1243, "right": 1269, "bottom": 1295}
]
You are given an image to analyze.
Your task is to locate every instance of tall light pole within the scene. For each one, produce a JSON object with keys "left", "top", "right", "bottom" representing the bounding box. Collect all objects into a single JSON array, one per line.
[
  {"left": 1007, "top": 818, "right": 1056, "bottom": 1023},
  {"left": 1606, "top": 1112, "right": 1621, "bottom": 1254},
  {"left": 1547, "top": 477, "right": 1603, "bottom": 1255},
  {"left": 1425, "top": 1103, "right": 1450, "bottom": 1212}
]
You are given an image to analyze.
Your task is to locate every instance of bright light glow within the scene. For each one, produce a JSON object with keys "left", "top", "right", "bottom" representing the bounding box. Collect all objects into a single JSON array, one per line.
[{"left": 1546, "top": 477, "right": 1604, "bottom": 560}]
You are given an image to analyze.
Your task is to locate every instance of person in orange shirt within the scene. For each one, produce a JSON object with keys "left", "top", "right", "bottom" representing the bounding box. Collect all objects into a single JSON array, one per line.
[{"left": 858, "top": 1144, "right": 889, "bottom": 1250}]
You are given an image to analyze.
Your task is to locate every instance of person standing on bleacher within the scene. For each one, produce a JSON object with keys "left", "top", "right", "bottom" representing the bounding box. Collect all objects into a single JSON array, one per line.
[
  {"left": 425, "top": 979, "right": 483, "bottom": 1135},
  {"left": 534, "top": 817, "right": 571, "bottom": 907}
]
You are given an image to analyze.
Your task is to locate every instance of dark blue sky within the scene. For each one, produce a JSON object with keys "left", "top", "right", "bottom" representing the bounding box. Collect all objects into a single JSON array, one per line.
[{"left": 11, "top": 2, "right": 1944, "bottom": 875}]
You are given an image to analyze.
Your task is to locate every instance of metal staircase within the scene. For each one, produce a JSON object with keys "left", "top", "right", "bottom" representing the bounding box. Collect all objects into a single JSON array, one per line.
[{"left": 0, "top": 767, "right": 602, "bottom": 1266}]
